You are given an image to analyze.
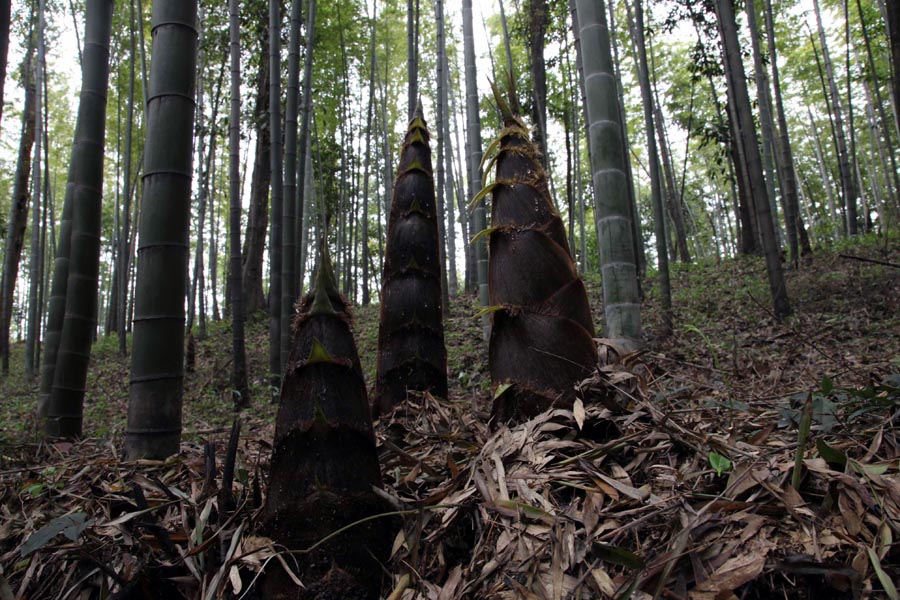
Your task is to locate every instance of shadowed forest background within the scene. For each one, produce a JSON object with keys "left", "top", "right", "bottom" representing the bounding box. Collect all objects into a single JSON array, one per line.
[{"left": 0, "top": 0, "right": 898, "bottom": 598}]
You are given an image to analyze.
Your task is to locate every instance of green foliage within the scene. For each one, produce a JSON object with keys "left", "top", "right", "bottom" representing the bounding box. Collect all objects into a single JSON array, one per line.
[{"left": 708, "top": 451, "right": 731, "bottom": 476}]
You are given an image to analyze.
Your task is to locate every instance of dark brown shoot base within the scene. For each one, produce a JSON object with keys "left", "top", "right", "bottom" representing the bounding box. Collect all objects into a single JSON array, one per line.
[
  {"left": 260, "top": 250, "right": 396, "bottom": 599},
  {"left": 486, "top": 88, "right": 598, "bottom": 424},
  {"left": 374, "top": 103, "right": 448, "bottom": 416}
]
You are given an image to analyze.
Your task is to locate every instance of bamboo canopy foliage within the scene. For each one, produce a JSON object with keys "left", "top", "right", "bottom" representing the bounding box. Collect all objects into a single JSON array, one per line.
[
  {"left": 374, "top": 103, "right": 448, "bottom": 416},
  {"left": 125, "top": 0, "right": 199, "bottom": 459},
  {"left": 261, "top": 243, "right": 395, "bottom": 599},
  {"left": 44, "top": 0, "right": 114, "bottom": 437},
  {"left": 486, "top": 84, "right": 598, "bottom": 424}
]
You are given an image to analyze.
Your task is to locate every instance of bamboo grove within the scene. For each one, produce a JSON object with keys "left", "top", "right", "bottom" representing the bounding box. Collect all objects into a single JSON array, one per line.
[
  {"left": 0, "top": 0, "right": 896, "bottom": 595},
  {"left": 0, "top": 0, "right": 895, "bottom": 519}
]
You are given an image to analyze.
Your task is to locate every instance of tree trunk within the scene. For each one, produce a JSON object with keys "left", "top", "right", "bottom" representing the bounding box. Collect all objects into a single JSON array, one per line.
[
  {"left": 189, "top": 61, "right": 223, "bottom": 340},
  {"left": 210, "top": 165, "right": 220, "bottom": 321},
  {"left": 434, "top": 0, "right": 450, "bottom": 317},
  {"left": 242, "top": 57, "right": 270, "bottom": 314},
  {"left": 376, "top": 36, "right": 393, "bottom": 284},
  {"left": 449, "top": 66, "right": 472, "bottom": 295},
  {"left": 36, "top": 155, "right": 49, "bottom": 370},
  {"left": 126, "top": 0, "right": 198, "bottom": 459},
  {"left": 812, "top": 0, "right": 858, "bottom": 235},
  {"left": 570, "top": 0, "right": 592, "bottom": 274},
  {"left": 807, "top": 107, "right": 839, "bottom": 240},
  {"left": 1, "top": 45, "right": 35, "bottom": 375},
  {"left": 745, "top": 0, "right": 785, "bottom": 251},
  {"left": 528, "top": 0, "right": 550, "bottom": 169},
  {"left": 564, "top": 96, "right": 575, "bottom": 256},
  {"left": 268, "top": 0, "right": 284, "bottom": 381},
  {"left": 117, "top": 0, "right": 138, "bottom": 354},
  {"left": 809, "top": 33, "right": 846, "bottom": 235},
  {"left": 857, "top": 0, "right": 900, "bottom": 221},
  {"left": 0, "top": 0, "right": 12, "bottom": 133},
  {"left": 295, "top": 0, "right": 315, "bottom": 289},
  {"left": 435, "top": 0, "right": 457, "bottom": 300},
  {"left": 406, "top": 0, "right": 417, "bottom": 119},
  {"left": 498, "top": 0, "right": 516, "bottom": 86},
  {"left": 887, "top": 0, "right": 900, "bottom": 136},
  {"left": 187, "top": 15, "right": 206, "bottom": 335},
  {"left": 46, "top": 0, "right": 114, "bottom": 438},
  {"left": 763, "top": 0, "right": 806, "bottom": 266},
  {"left": 107, "top": 135, "right": 119, "bottom": 337},
  {"left": 647, "top": 31, "right": 691, "bottom": 264},
  {"left": 576, "top": 0, "right": 642, "bottom": 344},
  {"left": 844, "top": 0, "right": 863, "bottom": 230},
  {"left": 360, "top": 1, "right": 377, "bottom": 305},
  {"left": 281, "top": 0, "right": 302, "bottom": 364},
  {"left": 40, "top": 161, "right": 75, "bottom": 418},
  {"left": 726, "top": 90, "right": 758, "bottom": 254},
  {"left": 462, "top": 0, "right": 488, "bottom": 339},
  {"left": 631, "top": 0, "right": 672, "bottom": 334},
  {"left": 25, "top": 0, "right": 44, "bottom": 378},
  {"left": 606, "top": 0, "right": 645, "bottom": 278},
  {"left": 228, "top": 0, "right": 249, "bottom": 409},
  {"left": 717, "top": 0, "right": 789, "bottom": 320}
]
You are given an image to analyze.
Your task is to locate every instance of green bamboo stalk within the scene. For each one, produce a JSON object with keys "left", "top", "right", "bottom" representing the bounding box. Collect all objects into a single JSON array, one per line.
[
  {"left": 44, "top": 0, "right": 114, "bottom": 437},
  {"left": 125, "top": 0, "right": 198, "bottom": 459},
  {"left": 575, "top": 0, "right": 642, "bottom": 345},
  {"left": 228, "top": 0, "right": 249, "bottom": 408}
]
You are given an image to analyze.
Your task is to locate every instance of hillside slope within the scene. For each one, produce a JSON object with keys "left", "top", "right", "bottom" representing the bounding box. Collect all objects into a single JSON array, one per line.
[{"left": 0, "top": 234, "right": 898, "bottom": 598}]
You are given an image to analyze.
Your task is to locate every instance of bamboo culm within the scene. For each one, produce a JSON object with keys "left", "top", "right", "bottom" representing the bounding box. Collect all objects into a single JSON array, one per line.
[
  {"left": 45, "top": 0, "right": 115, "bottom": 437},
  {"left": 125, "top": 0, "right": 199, "bottom": 459}
]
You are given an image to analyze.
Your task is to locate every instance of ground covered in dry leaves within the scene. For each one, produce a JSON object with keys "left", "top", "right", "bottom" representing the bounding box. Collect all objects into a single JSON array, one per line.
[{"left": 1, "top": 235, "right": 898, "bottom": 599}]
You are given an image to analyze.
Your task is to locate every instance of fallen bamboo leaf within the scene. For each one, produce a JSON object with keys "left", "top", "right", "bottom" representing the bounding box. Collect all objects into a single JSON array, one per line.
[
  {"left": 573, "top": 398, "right": 585, "bottom": 430},
  {"left": 19, "top": 513, "right": 90, "bottom": 557},
  {"left": 867, "top": 547, "right": 899, "bottom": 600}
]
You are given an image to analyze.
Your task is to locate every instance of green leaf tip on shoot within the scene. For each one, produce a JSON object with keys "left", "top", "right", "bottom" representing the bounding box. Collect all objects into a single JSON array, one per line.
[
  {"left": 309, "top": 237, "right": 338, "bottom": 317},
  {"left": 305, "top": 337, "right": 337, "bottom": 366}
]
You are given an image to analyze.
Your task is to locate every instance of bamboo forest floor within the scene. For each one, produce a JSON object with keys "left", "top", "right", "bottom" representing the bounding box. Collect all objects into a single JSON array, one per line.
[{"left": 1, "top": 233, "right": 899, "bottom": 599}]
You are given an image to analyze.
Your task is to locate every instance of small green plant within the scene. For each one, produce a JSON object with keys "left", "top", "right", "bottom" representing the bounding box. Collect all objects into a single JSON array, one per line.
[{"left": 708, "top": 452, "right": 732, "bottom": 476}]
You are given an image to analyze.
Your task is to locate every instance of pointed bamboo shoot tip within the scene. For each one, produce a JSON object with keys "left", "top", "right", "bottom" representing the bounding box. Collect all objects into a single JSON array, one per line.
[
  {"left": 415, "top": 98, "right": 424, "bottom": 120},
  {"left": 489, "top": 79, "right": 513, "bottom": 122},
  {"left": 310, "top": 240, "right": 338, "bottom": 316},
  {"left": 506, "top": 69, "right": 522, "bottom": 114}
]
